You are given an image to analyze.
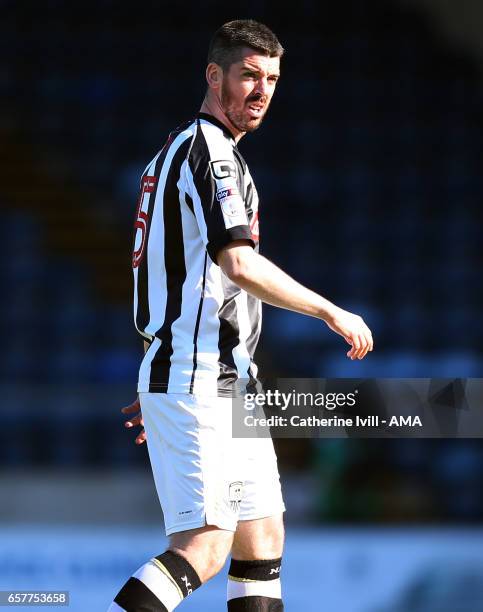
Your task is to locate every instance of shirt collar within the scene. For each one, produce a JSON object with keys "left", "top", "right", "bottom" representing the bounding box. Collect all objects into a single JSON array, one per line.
[{"left": 197, "top": 112, "right": 236, "bottom": 142}]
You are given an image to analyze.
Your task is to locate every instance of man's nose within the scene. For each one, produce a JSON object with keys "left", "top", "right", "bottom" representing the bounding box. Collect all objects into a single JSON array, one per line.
[{"left": 254, "top": 77, "right": 269, "bottom": 97}]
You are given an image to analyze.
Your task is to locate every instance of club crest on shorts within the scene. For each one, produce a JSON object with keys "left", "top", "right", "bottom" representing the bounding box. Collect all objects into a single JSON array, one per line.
[{"left": 229, "top": 481, "right": 243, "bottom": 513}]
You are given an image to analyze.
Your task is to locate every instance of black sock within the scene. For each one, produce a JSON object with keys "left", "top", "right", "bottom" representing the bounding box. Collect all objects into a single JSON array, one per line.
[
  {"left": 227, "top": 557, "right": 283, "bottom": 611},
  {"left": 111, "top": 549, "right": 201, "bottom": 611}
]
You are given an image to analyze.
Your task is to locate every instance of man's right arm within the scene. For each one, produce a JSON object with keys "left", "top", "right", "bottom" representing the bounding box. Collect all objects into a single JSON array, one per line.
[
  {"left": 120, "top": 340, "right": 150, "bottom": 445},
  {"left": 217, "top": 240, "right": 373, "bottom": 360}
]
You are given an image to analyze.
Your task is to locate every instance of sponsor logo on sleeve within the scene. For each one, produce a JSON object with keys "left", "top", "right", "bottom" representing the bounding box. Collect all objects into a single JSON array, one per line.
[
  {"left": 210, "top": 159, "right": 237, "bottom": 180},
  {"left": 216, "top": 185, "right": 245, "bottom": 218},
  {"left": 221, "top": 197, "right": 245, "bottom": 218},
  {"left": 216, "top": 186, "right": 240, "bottom": 202}
]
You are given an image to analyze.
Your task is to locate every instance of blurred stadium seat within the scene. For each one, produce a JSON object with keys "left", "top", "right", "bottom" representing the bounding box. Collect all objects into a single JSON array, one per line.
[{"left": 0, "top": 0, "right": 482, "bottom": 524}]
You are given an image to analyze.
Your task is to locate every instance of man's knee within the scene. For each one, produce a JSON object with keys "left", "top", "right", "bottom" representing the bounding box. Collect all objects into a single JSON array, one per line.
[
  {"left": 171, "top": 543, "right": 227, "bottom": 582},
  {"left": 169, "top": 525, "right": 234, "bottom": 583},
  {"left": 232, "top": 514, "right": 285, "bottom": 560}
]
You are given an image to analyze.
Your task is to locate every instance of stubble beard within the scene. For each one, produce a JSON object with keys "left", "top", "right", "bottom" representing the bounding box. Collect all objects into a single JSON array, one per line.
[{"left": 221, "top": 82, "right": 267, "bottom": 134}]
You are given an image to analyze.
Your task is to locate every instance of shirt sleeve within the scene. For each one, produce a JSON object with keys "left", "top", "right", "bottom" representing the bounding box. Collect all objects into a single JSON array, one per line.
[{"left": 185, "top": 122, "right": 254, "bottom": 263}]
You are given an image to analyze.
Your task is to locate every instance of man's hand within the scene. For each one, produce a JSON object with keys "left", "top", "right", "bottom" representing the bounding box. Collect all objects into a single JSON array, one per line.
[
  {"left": 325, "top": 306, "right": 373, "bottom": 360},
  {"left": 218, "top": 242, "right": 374, "bottom": 360},
  {"left": 121, "top": 397, "right": 146, "bottom": 445}
]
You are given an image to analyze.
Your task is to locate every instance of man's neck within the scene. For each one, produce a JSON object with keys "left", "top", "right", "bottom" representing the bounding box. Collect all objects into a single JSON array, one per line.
[{"left": 199, "top": 97, "right": 245, "bottom": 144}]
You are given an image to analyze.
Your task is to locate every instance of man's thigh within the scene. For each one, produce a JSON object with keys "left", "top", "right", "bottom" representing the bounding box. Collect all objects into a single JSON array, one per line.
[
  {"left": 231, "top": 514, "right": 285, "bottom": 560},
  {"left": 140, "top": 392, "right": 245, "bottom": 536},
  {"left": 237, "top": 437, "right": 286, "bottom": 525}
]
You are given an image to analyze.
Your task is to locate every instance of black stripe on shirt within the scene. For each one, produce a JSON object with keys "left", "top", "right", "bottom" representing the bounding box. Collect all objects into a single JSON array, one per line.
[
  {"left": 149, "top": 137, "right": 192, "bottom": 392},
  {"left": 245, "top": 181, "right": 254, "bottom": 210},
  {"left": 217, "top": 274, "right": 241, "bottom": 394},
  {"left": 185, "top": 192, "right": 194, "bottom": 214},
  {"left": 189, "top": 251, "right": 207, "bottom": 394}
]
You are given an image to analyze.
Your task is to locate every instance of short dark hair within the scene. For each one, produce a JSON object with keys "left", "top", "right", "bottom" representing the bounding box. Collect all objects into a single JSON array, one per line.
[{"left": 207, "top": 19, "right": 284, "bottom": 72}]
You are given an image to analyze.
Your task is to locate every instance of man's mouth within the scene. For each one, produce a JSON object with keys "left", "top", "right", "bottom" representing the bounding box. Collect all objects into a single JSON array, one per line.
[{"left": 247, "top": 102, "right": 264, "bottom": 118}]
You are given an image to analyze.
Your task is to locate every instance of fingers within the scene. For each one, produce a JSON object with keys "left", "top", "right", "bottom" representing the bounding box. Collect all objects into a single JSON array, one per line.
[
  {"left": 358, "top": 333, "right": 369, "bottom": 359},
  {"left": 333, "top": 310, "right": 373, "bottom": 360},
  {"left": 135, "top": 429, "right": 147, "bottom": 445},
  {"left": 125, "top": 412, "right": 144, "bottom": 429},
  {"left": 367, "top": 327, "right": 374, "bottom": 353},
  {"left": 125, "top": 413, "right": 146, "bottom": 445},
  {"left": 121, "top": 397, "right": 146, "bottom": 444},
  {"left": 121, "top": 398, "right": 141, "bottom": 414},
  {"left": 346, "top": 334, "right": 361, "bottom": 360},
  {"left": 347, "top": 327, "right": 374, "bottom": 360}
]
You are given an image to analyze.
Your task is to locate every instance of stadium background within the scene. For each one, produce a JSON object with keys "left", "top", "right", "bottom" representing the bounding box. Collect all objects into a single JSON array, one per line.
[{"left": 1, "top": 0, "right": 483, "bottom": 609}]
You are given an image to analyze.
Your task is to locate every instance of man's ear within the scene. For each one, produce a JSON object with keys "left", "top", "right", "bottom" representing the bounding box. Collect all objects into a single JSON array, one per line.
[{"left": 206, "top": 62, "right": 223, "bottom": 89}]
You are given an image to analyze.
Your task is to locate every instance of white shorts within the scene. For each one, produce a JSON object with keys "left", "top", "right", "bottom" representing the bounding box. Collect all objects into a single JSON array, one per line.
[{"left": 140, "top": 392, "right": 286, "bottom": 536}]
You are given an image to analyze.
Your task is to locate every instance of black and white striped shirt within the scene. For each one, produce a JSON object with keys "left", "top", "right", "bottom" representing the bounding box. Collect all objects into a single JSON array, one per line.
[{"left": 133, "top": 113, "right": 261, "bottom": 396}]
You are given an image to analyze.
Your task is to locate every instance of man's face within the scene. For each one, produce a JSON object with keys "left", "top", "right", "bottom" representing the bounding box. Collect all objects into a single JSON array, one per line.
[{"left": 220, "top": 47, "right": 280, "bottom": 133}]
